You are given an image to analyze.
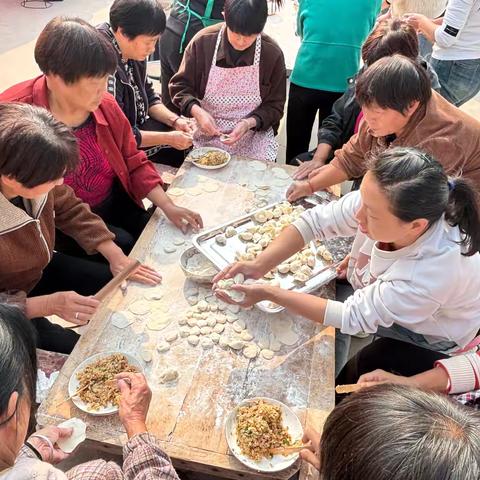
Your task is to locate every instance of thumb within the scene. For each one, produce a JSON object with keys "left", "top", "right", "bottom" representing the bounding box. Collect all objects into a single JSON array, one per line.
[
  {"left": 299, "top": 449, "right": 320, "bottom": 470},
  {"left": 117, "top": 379, "right": 131, "bottom": 396},
  {"left": 57, "top": 427, "right": 73, "bottom": 439}
]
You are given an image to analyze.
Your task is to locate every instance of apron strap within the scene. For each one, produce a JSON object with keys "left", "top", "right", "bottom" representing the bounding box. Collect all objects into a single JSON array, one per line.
[
  {"left": 211, "top": 24, "right": 224, "bottom": 67},
  {"left": 253, "top": 33, "right": 262, "bottom": 66}
]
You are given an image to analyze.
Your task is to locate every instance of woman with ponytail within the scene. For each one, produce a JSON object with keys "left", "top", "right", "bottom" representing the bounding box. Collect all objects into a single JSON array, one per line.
[{"left": 214, "top": 146, "right": 480, "bottom": 373}]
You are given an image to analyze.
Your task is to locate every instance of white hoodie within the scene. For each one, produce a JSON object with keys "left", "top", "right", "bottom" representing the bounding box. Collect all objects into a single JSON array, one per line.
[{"left": 293, "top": 191, "right": 480, "bottom": 348}]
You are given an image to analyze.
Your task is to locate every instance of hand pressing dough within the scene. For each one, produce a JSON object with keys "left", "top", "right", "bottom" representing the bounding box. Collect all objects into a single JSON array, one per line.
[
  {"left": 128, "top": 301, "right": 150, "bottom": 316},
  {"left": 56, "top": 418, "right": 87, "bottom": 453},
  {"left": 187, "top": 335, "right": 200, "bottom": 346},
  {"left": 159, "top": 368, "right": 179, "bottom": 383},
  {"left": 165, "top": 331, "right": 178, "bottom": 342},
  {"left": 168, "top": 187, "right": 185, "bottom": 197},
  {"left": 111, "top": 311, "right": 134, "bottom": 329},
  {"left": 163, "top": 243, "right": 177, "bottom": 254},
  {"left": 243, "top": 344, "right": 259, "bottom": 359},
  {"left": 157, "top": 341, "right": 171, "bottom": 353},
  {"left": 260, "top": 349, "right": 275, "bottom": 360}
]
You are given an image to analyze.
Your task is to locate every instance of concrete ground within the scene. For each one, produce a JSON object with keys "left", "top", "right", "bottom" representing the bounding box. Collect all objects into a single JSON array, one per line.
[{"left": 1, "top": 0, "right": 479, "bottom": 476}]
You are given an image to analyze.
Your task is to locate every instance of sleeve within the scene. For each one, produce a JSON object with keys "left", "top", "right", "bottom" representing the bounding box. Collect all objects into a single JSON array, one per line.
[
  {"left": 123, "top": 433, "right": 180, "bottom": 480},
  {"left": 113, "top": 101, "right": 164, "bottom": 201},
  {"left": 66, "top": 460, "right": 124, "bottom": 480},
  {"left": 292, "top": 191, "right": 360, "bottom": 243},
  {"left": 169, "top": 36, "right": 202, "bottom": 116},
  {"left": 435, "top": 352, "right": 480, "bottom": 394},
  {"left": 53, "top": 185, "right": 115, "bottom": 254},
  {"left": 249, "top": 47, "right": 287, "bottom": 131},
  {"left": 317, "top": 89, "right": 351, "bottom": 149},
  {"left": 330, "top": 120, "right": 372, "bottom": 179},
  {"left": 434, "top": 0, "right": 474, "bottom": 48},
  {"left": 324, "top": 279, "right": 443, "bottom": 337},
  {"left": 145, "top": 74, "right": 162, "bottom": 108}
]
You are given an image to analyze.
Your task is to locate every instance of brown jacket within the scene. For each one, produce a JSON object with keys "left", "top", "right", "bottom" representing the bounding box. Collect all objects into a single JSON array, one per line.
[
  {"left": 0, "top": 185, "right": 114, "bottom": 294},
  {"left": 170, "top": 23, "right": 287, "bottom": 133},
  {"left": 332, "top": 91, "right": 480, "bottom": 187}
]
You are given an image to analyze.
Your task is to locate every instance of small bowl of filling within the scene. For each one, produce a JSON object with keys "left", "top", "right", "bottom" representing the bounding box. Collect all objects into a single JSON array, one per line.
[
  {"left": 188, "top": 147, "right": 231, "bottom": 170},
  {"left": 224, "top": 397, "right": 303, "bottom": 472},
  {"left": 180, "top": 246, "right": 218, "bottom": 283}
]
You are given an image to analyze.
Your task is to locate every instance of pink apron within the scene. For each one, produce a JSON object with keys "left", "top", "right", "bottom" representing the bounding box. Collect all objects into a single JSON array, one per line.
[{"left": 193, "top": 26, "right": 278, "bottom": 161}]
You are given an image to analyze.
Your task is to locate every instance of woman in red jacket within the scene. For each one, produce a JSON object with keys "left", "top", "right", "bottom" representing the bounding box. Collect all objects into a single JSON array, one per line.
[{"left": 0, "top": 17, "right": 203, "bottom": 256}]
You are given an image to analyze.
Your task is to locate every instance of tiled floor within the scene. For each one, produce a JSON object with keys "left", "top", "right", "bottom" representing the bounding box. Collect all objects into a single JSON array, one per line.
[{"left": 2, "top": 0, "right": 479, "bottom": 475}]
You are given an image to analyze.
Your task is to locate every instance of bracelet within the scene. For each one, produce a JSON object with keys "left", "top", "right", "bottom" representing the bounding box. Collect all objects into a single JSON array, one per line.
[
  {"left": 29, "top": 434, "right": 54, "bottom": 461},
  {"left": 24, "top": 441, "right": 43, "bottom": 460},
  {"left": 171, "top": 116, "right": 181, "bottom": 128}
]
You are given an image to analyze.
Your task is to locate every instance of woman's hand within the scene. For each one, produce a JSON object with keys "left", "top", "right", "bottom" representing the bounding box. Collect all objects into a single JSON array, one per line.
[
  {"left": 299, "top": 426, "right": 321, "bottom": 471},
  {"left": 116, "top": 372, "right": 152, "bottom": 438},
  {"left": 335, "top": 254, "right": 350, "bottom": 280},
  {"left": 212, "top": 261, "right": 266, "bottom": 285},
  {"left": 191, "top": 105, "right": 220, "bottom": 136},
  {"left": 28, "top": 426, "right": 73, "bottom": 464},
  {"left": 286, "top": 180, "right": 312, "bottom": 202},
  {"left": 173, "top": 117, "right": 194, "bottom": 136},
  {"left": 215, "top": 283, "right": 274, "bottom": 309},
  {"left": 163, "top": 131, "right": 193, "bottom": 150},
  {"left": 404, "top": 13, "right": 427, "bottom": 31},
  {"left": 357, "top": 369, "right": 412, "bottom": 387},
  {"left": 222, "top": 118, "right": 254, "bottom": 145},
  {"left": 293, "top": 159, "right": 326, "bottom": 180},
  {"left": 163, "top": 203, "right": 203, "bottom": 233},
  {"left": 109, "top": 255, "right": 162, "bottom": 286},
  {"left": 48, "top": 291, "right": 100, "bottom": 325}
]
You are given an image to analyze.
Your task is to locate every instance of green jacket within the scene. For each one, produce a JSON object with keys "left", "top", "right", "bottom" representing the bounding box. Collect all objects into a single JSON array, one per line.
[{"left": 291, "top": 0, "right": 382, "bottom": 92}]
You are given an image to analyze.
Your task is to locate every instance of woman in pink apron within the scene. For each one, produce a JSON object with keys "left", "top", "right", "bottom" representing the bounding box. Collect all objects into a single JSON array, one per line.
[{"left": 170, "top": 0, "right": 286, "bottom": 162}]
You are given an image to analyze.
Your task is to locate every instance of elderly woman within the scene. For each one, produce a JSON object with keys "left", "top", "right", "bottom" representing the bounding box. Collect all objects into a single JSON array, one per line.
[
  {"left": 98, "top": 0, "right": 194, "bottom": 167},
  {"left": 0, "top": 304, "right": 180, "bottom": 479},
  {"left": 0, "top": 17, "right": 202, "bottom": 257},
  {"left": 300, "top": 384, "right": 480, "bottom": 479},
  {"left": 0, "top": 103, "right": 159, "bottom": 354},
  {"left": 170, "top": 0, "right": 286, "bottom": 161}
]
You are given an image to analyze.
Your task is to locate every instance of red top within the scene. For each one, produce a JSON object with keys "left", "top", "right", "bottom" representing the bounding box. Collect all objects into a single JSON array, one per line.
[
  {"left": 66, "top": 117, "right": 115, "bottom": 207},
  {"left": 0, "top": 75, "right": 163, "bottom": 207}
]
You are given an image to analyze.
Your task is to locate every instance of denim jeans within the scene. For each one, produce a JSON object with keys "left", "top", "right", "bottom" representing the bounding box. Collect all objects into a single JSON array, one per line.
[{"left": 430, "top": 57, "right": 480, "bottom": 107}]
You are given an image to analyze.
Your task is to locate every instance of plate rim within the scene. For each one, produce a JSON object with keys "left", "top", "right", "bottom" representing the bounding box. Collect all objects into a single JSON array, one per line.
[
  {"left": 68, "top": 351, "right": 143, "bottom": 416},
  {"left": 188, "top": 147, "right": 231, "bottom": 170},
  {"left": 224, "top": 396, "right": 303, "bottom": 473}
]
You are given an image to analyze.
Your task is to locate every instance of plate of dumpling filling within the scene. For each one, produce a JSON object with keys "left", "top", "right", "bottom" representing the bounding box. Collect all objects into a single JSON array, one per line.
[
  {"left": 225, "top": 397, "right": 303, "bottom": 472},
  {"left": 188, "top": 147, "right": 231, "bottom": 169},
  {"left": 68, "top": 352, "right": 142, "bottom": 415}
]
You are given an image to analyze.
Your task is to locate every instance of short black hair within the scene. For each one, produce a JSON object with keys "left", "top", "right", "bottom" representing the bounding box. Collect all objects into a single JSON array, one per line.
[
  {"left": 0, "top": 305, "right": 37, "bottom": 424},
  {"left": 35, "top": 17, "right": 117, "bottom": 84},
  {"left": 356, "top": 55, "right": 432, "bottom": 113},
  {"left": 224, "top": 0, "right": 269, "bottom": 35},
  {"left": 0, "top": 103, "right": 79, "bottom": 188},
  {"left": 110, "top": 0, "right": 166, "bottom": 39}
]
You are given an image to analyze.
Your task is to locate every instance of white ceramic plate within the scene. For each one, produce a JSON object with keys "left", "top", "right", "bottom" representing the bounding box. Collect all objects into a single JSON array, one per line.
[
  {"left": 188, "top": 147, "right": 231, "bottom": 170},
  {"left": 225, "top": 397, "right": 303, "bottom": 473},
  {"left": 68, "top": 351, "right": 143, "bottom": 416}
]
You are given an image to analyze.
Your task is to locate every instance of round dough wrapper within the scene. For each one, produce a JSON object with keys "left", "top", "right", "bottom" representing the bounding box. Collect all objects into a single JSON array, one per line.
[
  {"left": 56, "top": 418, "right": 87, "bottom": 453},
  {"left": 128, "top": 301, "right": 150, "bottom": 316},
  {"left": 168, "top": 187, "right": 184, "bottom": 197}
]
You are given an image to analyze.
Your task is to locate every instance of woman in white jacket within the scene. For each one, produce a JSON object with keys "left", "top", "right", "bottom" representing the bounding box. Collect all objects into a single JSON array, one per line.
[{"left": 214, "top": 147, "right": 480, "bottom": 372}]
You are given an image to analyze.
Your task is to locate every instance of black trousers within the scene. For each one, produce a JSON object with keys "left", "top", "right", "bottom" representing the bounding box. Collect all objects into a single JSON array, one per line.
[
  {"left": 286, "top": 83, "right": 343, "bottom": 165},
  {"left": 335, "top": 337, "right": 449, "bottom": 404},
  {"left": 29, "top": 252, "right": 112, "bottom": 354},
  {"left": 141, "top": 117, "right": 188, "bottom": 168},
  {"left": 56, "top": 181, "right": 153, "bottom": 258}
]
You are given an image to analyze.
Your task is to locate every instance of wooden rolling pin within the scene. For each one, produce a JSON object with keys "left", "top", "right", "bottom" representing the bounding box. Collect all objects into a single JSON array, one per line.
[{"left": 94, "top": 260, "right": 141, "bottom": 302}]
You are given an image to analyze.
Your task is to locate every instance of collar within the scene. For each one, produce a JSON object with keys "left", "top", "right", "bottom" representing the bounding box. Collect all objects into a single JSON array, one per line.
[
  {"left": 216, "top": 26, "right": 256, "bottom": 67},
  {"left": 32, "top": 75, "right": 109, "bottom": 127},
  {"left": 0, "top": 190, "right": 48, "bottom": 235}
]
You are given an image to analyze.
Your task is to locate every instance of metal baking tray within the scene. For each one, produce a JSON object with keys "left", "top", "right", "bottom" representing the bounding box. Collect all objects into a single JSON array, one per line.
[{"left": 192, "top": 200, "right": 338, "bottom": 314}]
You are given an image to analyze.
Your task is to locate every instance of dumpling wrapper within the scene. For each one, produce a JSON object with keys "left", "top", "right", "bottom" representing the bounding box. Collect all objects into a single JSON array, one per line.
[{"left": 56, "top": 417, "right": 87, "bottom": 453}]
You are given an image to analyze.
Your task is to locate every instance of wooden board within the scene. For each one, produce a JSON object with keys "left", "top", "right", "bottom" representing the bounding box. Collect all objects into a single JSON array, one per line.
[{"left": 37, "top": 157, "right": 335, "bottom": 480}]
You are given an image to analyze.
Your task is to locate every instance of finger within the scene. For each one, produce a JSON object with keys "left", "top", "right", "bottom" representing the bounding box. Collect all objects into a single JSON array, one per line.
[
  {"left": 214, "top": 290, "right": 237, "bottom": 305},
  {"left": 71, "top": 303, "right": 98, "bottom": 316},
  {"left": 299, "top": 449, "right": 320, "bottom": 470},
  {"left": 57, "top": 427, "right": 74, "bottom": 439},
  {"left": 117, "top": 378, "right": 131, "bottom": 396},
  {"left": 131, "top": 271, "right": 161, "bottom": 286},
  {"left": 73, "top": 295, "right": 101, "bottom": 309},
  {"left": 212, "top": 265, "right": 234, "bottom": 284},
  {"left": 137, "top": 266, "right": 162, "bottom": 282}
]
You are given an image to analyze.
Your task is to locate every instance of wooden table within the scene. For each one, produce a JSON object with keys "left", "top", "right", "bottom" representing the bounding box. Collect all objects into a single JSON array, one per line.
[{"left": 37, "top": 157, "right": 335, "bottom": 480}]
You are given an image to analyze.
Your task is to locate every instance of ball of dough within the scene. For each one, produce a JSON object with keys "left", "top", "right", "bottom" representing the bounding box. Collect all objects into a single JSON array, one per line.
[{"left": 215, "top": 234, "right": 227, "bottom": 246}]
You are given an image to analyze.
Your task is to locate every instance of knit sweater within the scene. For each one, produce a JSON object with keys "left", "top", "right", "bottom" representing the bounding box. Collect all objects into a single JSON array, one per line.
[{"left": 293, "top": 191, "right": 480, "bottom": 348}]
